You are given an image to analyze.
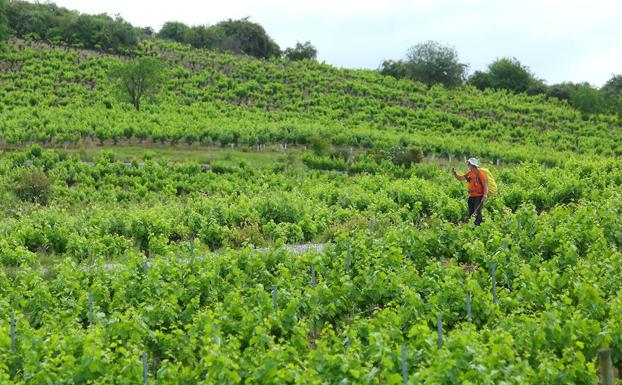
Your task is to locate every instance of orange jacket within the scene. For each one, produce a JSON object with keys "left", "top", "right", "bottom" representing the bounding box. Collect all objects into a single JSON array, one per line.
[{"left": 463, "top": 169, "right": 487, "bottom": 197}]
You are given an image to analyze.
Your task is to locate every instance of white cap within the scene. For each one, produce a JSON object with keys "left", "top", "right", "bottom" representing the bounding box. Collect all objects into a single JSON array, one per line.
[{"left": 467, "top": 157, "right": 479, "bottom": 167}]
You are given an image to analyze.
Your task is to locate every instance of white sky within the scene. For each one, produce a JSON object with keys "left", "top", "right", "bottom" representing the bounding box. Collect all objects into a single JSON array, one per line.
[{"left": 38, "top": 0, "right": 622, "bottom": 87}]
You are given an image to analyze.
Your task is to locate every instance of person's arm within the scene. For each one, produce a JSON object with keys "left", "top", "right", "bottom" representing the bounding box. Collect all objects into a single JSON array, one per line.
[{"left": 451, "top": 167, "right": 466, "bottom": 180}]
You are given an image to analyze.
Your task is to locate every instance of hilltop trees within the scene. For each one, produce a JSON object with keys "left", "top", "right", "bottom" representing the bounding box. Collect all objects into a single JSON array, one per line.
[
  {"left": 209, "top": 18, "right": 280, "bottom": 58},
  {"left": 380, "top": 41, "right": 467, "bottom": 88},
  {"left": 284, "top": 41, "right": 318, "bottom": 61},
  {"left": 602, "top": 74, "right": 622, "bottom": 115},
  {"left": 58, "top": 14, "right": 138, "bottom": 50},
  {"left": 405, "top": 41, "right": 468, "bottom": 88},
  {"left": 110, "top": 57, "right": 165, "bottom": 111},
  {"left": 157, "top": 18, "right": 281, "bottom": 59},
  {"left": 0, "top": 0, "right": 7, "bottom": 43},
  {"left": 158, "top": 21, "right": 190, "bottom": 42},
  {"left": 5, "top": 0, "right": 139, "bottom": 51},
  {"left": 546, "top": 81, "right": 615, "bottom": 116},
  {"left": 469, "top": 57, "right": 545, "bottom": 95}
]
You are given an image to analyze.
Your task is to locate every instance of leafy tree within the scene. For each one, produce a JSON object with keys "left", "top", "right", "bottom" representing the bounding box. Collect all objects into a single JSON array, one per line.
[
  {"left": 467, "top": 70, "right": 492, "bottom": 90},
  {"left": 378, "top": 59, "right": 409, "bottom": 79},
  {"left": 284, "top": 41, "right": 317, "bottom": 61},
  {"left": 601, "top": 74, "right": 622, "bottom": 115},
  {"left": 207, "top": 18, "right": 280, "bottom": 59},
  {"left": 547, "top": 82, "right": 576, "bottom": 102},
  {"left": 140, "top": 26, "right": 154, "bottom": 37},
  {"left": 487, "top": 57, "right": 530, "bottom": 92},
  {"left": 0, "top": 0, "right": 8, "bottom": 42},
  {"left": 404, "top": 40, "right": 468, "bottom": 88},
  {"left": 110, "top": 57, "right": 165, "bottom": 111},
  {"left": 483, "top": 57, "right": 544, "bottom": 94},
  {"left": 6, "top": 1, "right": 138, "bottom": 51},
  {"left": 58, "top": 14, "right": 137, "bottom": 50},
  {"left": 546, "top": 82, "right": 607, "bottom": 116},
  {"left": 158, "top": 21, "right": 190, "bottom": 42},
  {"left": 186, "top": 25, "right": 214, "bottom": 48},
  {"left": 6, "top": 0, "right": 59, "bottom": 40},
  {"left": 570, "top": 82, "right": 605, "bottom": 116}
]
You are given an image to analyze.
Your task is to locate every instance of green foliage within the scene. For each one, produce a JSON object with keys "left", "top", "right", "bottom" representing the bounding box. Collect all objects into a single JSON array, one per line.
[
  {"left": 6, "top": 0, "right": 139, "bottom": 52},
  {"left": 14, "top": 167, "right": 52, "bottom": 204},
  {"left": 380, "top": 146, "right": 424, "bottom": 166},
  {"left": 110, "top": 57, "right": 165, "bottom": 111},
  {"left": 0, "top": 145, "right": 622, "bottom": 382},
  {"left": 156, "top": 18, "right": 281, "bottom": 59},
  {"left": 1, "top": 38, "right": 622, "bottom": 161},
  {"left": 470, "top": 57, "right": 544, "bottom": 95},
  {"left": 0, "top": 0, "right": 8, "bottom": 42},
  {"left": 404, "top": 40, "right": 468, "bottom": 88},
  {"left": 601, "top": 74, "right": 622, "bottom": 115},
  {"left": 158, "top": 21, "right": 190, "bottom": 42},
  {"left": 207, "top": 18, "right": 281, "bottom": 58},
  {"left": 284, "top": 41, "right": 317, "bottom": 61},
  {"left": 309, "top": 135, "right": 330, "bottom": 156},
  {"left": 1, "top": 14, "right": 622, "bottom": 382},
  {"left": 467, "top": 70, "right": 491, "bottom": 90},
  {"left": 547, "top": 82, "right": 576, "bottom": 102},
  {"left": 378, "top": 59, "right": 409, "bottom": 79},
  {"left": 570, "top": 83, "right": 606, "bottom": 116}
]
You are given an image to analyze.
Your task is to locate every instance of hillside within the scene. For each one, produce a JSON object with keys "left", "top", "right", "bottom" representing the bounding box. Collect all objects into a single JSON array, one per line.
[
  {"left": 1, "top": 38, "right": 620, "bottom": 164},
  {"left": 3, "top": 38, "right": 622, "bottom": 384}
]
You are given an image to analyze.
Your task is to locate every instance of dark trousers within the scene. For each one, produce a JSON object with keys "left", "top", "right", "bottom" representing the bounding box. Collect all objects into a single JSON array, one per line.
[{"left": 467, "top": 196, "right": 484, "bottom": 225}]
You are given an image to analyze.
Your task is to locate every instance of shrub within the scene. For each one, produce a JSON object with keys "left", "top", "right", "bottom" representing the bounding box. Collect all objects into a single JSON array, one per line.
[
  {"left": 14, "top": 168, "right": 52, "bottom": 204},
  {"left": 308, "top": 135, "right": 330, "bottom": 156},
  {"left": 380, "top": 146, "right": 424, "bottom": 166}
]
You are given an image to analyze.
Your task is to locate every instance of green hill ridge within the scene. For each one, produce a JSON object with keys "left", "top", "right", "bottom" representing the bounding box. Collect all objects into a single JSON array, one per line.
[{"left": 1, "top": 38, "right": 620, "bottom": 164}]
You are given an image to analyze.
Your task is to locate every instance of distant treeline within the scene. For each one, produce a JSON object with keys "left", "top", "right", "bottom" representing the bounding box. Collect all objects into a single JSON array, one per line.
[
  {"left": 0, "top": 1, "right": 317, "bottom": 60},
  {"left": 0, "top": 1, "right": 619, "bottom": 117},
  {"left": 380, "top": 41, "right": 622, "bottom": 117},
  {"left": 3, "top": 0, "right": 140, "bottom": 52}
]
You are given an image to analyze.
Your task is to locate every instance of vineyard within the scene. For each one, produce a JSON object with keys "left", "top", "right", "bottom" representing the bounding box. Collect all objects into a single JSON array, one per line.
[{"left": 1, "top": 37, "right": 622, "bottom": 384}]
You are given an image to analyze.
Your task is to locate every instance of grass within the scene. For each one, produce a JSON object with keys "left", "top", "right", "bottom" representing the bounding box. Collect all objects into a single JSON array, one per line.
[{"left": 56, "top": 144, "right": 302, "bottom": 168}]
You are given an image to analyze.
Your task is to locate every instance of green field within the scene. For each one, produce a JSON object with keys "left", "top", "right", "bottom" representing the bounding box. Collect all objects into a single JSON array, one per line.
[{"left": 1, "top": 37, "right": 622, "bottom": 384}]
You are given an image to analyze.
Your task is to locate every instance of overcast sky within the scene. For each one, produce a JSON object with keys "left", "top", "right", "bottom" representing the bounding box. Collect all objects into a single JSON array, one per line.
[{"left": 41, "top": 0, "right": 621, "bottom": 87}]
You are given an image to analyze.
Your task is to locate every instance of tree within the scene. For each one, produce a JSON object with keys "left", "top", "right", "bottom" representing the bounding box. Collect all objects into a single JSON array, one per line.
[
  {"left": 207, "top": 18, "right": 280, "bottom": 59},
  {"left": 0, "top": 0, "right": 8, "bottom": 42},
  {"left": 186, "top": 25, "right": 213, "bottom": 49},
  {"left": 378, "top": 59, "right": 408, "bottom": 79},
  {"left": 546, "top": 82, "right": 607, "bottom": 116},
  {"left": 158, "top": 21, "right": 189, "bottom": 42},
  {"left": 6, "top": 1, "right": 138, "bottom": 52},
  {"left": 469, "top": 57, "right": 546, "bottom": 95},
  {"left": 487, "top": 58, "right": 532, "bottom": 93},
  {"left": 570, "top": 82, "right": 605, "bottom": 116},
  {"left": 140, "top": 26, "right": 154, "bottom": 37},
  {"left": 403, "top": 40, "right": 468, "bottom": 88},
  {"left": 601, "top": 74, "right": 622, "bottom": 115},
  {"left": 110, "top": 57, "right": 165, "bottom": 111},
  {"left": 547, "top": 82, "right": 577, "bottom": 102},
  {"left": 6, "top": 0, "right": 58, "bottom": 40},
  {"left": 467, "top": 70, "right": 492, "bottom": 90},
  {"left": 284, "top": 41, "right": 317, "bottom": 61}
]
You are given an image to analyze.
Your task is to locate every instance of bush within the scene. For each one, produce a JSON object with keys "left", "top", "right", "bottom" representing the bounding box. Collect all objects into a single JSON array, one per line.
[
  {"left": 14, "top": 168, "right": 52, "bottom": 204},
  {"left": 284, "top": 41, "right": 317, "bottom": 61},
  {"left": 308, "top": 135, "right": 330, "bottom": 156},
  {"left": 380, "top": 146, "right": 424, "bottom": 166}
]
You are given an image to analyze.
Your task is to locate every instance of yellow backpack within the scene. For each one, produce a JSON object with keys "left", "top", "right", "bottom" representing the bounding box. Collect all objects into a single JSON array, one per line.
[{"left": 478, "top": 168, "right": 497, "bottom": 196}]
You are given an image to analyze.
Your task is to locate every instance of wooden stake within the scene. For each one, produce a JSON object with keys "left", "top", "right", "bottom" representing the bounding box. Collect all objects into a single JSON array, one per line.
[{"left": 599, "top": 348, "right": 615, "bottom": 385}]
